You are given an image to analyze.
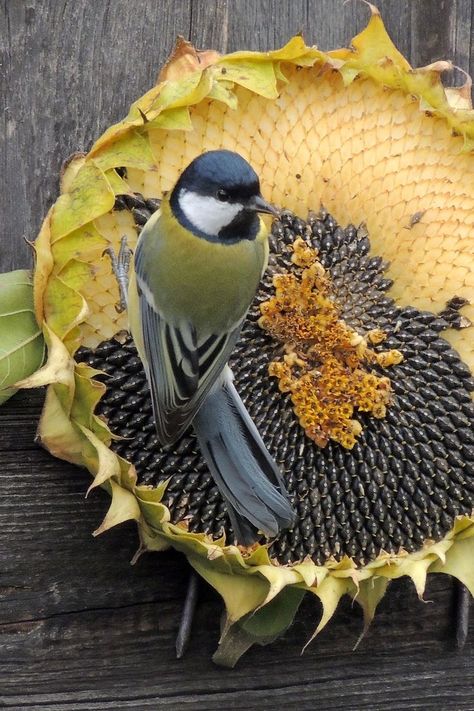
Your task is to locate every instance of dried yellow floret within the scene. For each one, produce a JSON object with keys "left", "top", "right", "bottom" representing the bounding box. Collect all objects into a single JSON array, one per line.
[{"left": 260, "top": 238, "right": 403, "bottom": 449}]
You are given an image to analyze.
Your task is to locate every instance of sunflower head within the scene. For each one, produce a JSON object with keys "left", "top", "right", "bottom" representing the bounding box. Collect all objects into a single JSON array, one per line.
[{"left": 19, "top": 5, "right": 474, "bottom": 666}]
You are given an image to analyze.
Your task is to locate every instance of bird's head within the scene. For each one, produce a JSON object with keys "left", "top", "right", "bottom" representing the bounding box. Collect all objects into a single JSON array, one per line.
[{"left": 169, "top": 150, "right": 278, "bottom": 243}]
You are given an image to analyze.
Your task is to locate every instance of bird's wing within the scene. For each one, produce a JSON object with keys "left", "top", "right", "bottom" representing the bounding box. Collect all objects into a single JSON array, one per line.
[{"left": 134, "top": 248, "right": 241, "bottom": 445}]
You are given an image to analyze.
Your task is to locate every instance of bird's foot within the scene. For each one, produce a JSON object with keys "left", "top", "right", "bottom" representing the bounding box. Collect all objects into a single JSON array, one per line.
[
  {"left": 453, "top": 578, "right": 471, "bottom": 650},
  {"left": 175, "top": 570, "right": 200, "bottom": 659},
  {"left": 104, "top": 235, "right": 133, "bottom": 312}
]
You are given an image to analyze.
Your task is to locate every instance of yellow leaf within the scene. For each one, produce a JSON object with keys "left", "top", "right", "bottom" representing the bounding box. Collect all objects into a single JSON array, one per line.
[
  {"left": 207, "top": 78, "right": 238, "bottom": 110},
  {"left": 16, "top": 323, "right": 74, "bottom": 391},
  {"left": 76, "top": 423, "right": 120, "bottom": 493},
  {"left": 37, "top": 384, "right": 89, "bottom": 466},
  {"left": 353, "top": 576, "right": 389, "bottom": 646},
  {"left": 51, "top": 161, "right": 115, "bottom": 240},
  {"left": 44, "top": 274, "right": 89, "bottom": 340},
  {"left": 71, "top": 366, "right": 107, "bottom": 432},
  {"left": 33, "top": 211, "right": 54, "bottom": 325},
  {"left": 304, "top": 577, "right": 355, "bottom": 650},
  {"left": 104, "top": 168, "right": 133, "bottom": 195},
  {"left": 91, "top": 130, "right": 156, "bottom": 172},
  {"left": 329, "top": 4, "right": 411, "bottom": 71},
  {"left": 146, "top": 106, "right": 193, "bottom": 131},
  {"left": 216, "top": 59, "right": 279, "bottom": 99},
  {"left": 158, "top": 70, "right": 214, "bottom": 110},
  {"left": 430, "top": 536, "right": 474, "bottom": 596},
  {"left": 50, "top": 222, "right": 109, "bottom": 268},
  {"left": 94, "top": 479, "right": 141, "bottom": 535},
  {"left": 159, "top": 36, "right": 220, "bottom": 82},
  {"left": 60, "top": 153, "right": 87, "bottom": 193},
  {"left": 190, "top": 554, "right": 270, "bottom": 625}
]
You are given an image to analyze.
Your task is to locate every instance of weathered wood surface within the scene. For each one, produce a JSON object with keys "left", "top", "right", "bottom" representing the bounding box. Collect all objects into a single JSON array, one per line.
[{"left": 1, "top": 1, "right": 473, "bottom": 708}]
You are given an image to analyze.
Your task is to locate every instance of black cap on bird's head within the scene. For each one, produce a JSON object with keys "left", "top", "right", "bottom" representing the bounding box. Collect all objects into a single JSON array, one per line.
[{"left": 170, "top": 150, "right": 278, "bottom": 243}]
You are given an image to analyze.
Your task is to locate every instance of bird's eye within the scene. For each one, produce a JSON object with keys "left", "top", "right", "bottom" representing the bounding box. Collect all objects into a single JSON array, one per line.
[{"left": 216, "top": 189, "right": 229, "bottom": 202}]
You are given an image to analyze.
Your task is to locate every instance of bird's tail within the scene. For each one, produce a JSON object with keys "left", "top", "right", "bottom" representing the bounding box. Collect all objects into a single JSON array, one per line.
[{"left": 192, "top": 371, "right": 296, "bottom": 545}]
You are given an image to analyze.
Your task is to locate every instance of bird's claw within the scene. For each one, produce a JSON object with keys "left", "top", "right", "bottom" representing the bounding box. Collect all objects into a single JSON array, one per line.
[{"left": 104, "top": 236, "right": 133, "bottom": 312}]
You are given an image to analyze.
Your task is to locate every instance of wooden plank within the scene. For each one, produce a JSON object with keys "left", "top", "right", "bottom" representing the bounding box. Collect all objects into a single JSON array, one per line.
[
  {"left": 410, "top": 0, "right": 472, "bottom": 69},
  {"left": 189, "top": 0, "right": 231, "bottom": 52},
  {"left": 1, "top": 1, "right": 473, "bottom": 708},
  {"left": 0, "top": 471, "right": 472, "bottom": 710}
]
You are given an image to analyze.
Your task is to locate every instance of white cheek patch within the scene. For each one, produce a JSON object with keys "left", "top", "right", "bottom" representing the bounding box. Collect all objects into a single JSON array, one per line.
[{"left": 179, "top": 189, "right": 242, "bottom": 235}]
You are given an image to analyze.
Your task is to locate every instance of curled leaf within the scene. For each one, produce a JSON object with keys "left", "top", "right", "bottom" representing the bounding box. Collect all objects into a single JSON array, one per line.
[{"left": 0, "top": 270, "right": 45, "bottom": 404}]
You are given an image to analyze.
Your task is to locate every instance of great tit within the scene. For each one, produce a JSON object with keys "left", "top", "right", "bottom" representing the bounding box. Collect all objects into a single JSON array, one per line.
[{"left": 128, "top": 149, "right": 296, "bottom": 544}]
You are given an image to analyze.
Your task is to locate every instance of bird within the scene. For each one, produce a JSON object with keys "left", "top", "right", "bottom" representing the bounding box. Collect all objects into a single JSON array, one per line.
[{"left": 127, "top": 149, "right": 296, "bottom": 545}]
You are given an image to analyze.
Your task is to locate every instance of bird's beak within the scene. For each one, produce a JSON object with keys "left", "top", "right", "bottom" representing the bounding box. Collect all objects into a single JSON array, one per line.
[{"left": 249, "top": 194, "right": 280, "bottom": 217}]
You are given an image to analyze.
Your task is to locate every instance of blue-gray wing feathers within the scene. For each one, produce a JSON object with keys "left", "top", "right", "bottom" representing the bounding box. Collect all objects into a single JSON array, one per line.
[{"left": 135, "top": 259, "right": 241, "bottom": 444}]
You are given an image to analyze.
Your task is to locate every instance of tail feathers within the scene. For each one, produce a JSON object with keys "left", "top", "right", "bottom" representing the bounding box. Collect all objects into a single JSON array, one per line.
[{"left": 192, "top": 377, "right": 295, "bottom": 545}]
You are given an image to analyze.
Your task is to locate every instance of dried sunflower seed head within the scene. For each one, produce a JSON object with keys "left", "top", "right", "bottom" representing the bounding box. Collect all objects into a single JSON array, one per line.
[
  {"left": 78, "top": 203, "right": 474, "bottom": 567},
  {"left": 23, "top": 9, "right": 474, "bottom": 663}
]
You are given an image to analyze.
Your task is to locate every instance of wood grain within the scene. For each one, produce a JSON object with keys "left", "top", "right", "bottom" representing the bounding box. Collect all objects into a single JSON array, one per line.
[{"left": 1, "top": 1, "right": 473, "bottom": 708}]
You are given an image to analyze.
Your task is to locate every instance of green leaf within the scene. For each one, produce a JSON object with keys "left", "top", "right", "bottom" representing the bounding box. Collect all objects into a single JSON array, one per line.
[
  {"left": 0, "top": 270, "right": 45, "bottom": 404},
  {"left": 212, "top": 586, "right": 305, "bottom": 667}
]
